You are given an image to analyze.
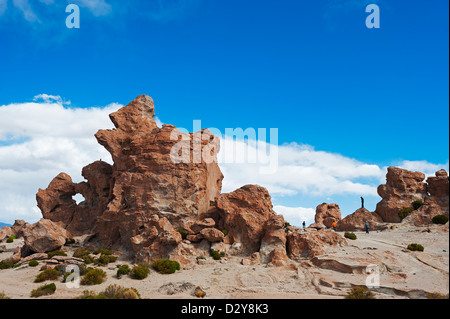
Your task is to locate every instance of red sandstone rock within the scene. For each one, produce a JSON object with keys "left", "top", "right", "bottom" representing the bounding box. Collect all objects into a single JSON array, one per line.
[
  {"left": 376, "top": 167, "right": 428, "bottom": 223},
  {"left": 426, "top": 169, "right": 449, "bottom": 217},
  {"left": 287, "top": 227, "right": 347, "bottom": 260},
  {"left": 0, "top": 227, "right": 13, "bottom": 242},
  {"left": 215, "top": 185, "right": 275, "bottom": 255},
  {"left": 314, "top": 203, "right": 341, "bottom": 228},
  {"left": 338, "top": 208, "right": 386, "bottom": 231},
  {"left": 200, "top": 228, "right": 224, "bottom": 242},
  {"left": 22, "top": 219, "right": 71, "bottom": 253},
  {"left": 11, "top": 220, "right": 29, "bottom": 238},
  {"left": 376, "top": 167, "right": 449, "bottom": 225},
  {"left": 259, "top": 214, "right": 286, "bottom": 263},
  {"left": 267, "top": 247, "right": 288, "bottom": 267}
]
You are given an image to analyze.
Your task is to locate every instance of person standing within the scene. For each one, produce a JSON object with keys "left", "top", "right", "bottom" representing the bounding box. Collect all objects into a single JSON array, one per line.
[
  {"left": 365, "top": 221, "right": 370, "bottom": 234},
  {"left": 302, "top": 221, "right": 306, "bottom": 230},
  {"left": 332, "top": 221, "right": 337, "bottom": 232}
]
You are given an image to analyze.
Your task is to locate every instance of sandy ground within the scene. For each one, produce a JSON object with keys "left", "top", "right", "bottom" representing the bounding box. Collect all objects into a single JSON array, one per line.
[{"left": 0, "top": 224, "right": 448, "bottom": 299}]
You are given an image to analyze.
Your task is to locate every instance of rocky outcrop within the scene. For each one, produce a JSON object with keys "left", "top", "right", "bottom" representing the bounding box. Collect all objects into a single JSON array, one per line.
[
  {"left": 36, "top": 161, "right": 113, "bottom": 235},
  {"left": 375, "top": 167, "right": 449, "bottom": 224},
  {"left": 215, "top": 185, "right": 276, "bottom": 255},
  {"left": 259, "top": 214, "right": 287, "bottom": 263},
  {"left": 426, "top": 169, "right": 449, "bottom": 216},
  {"left": 287, "top": 227, "right": 347, "bottom": 260},
  {"left": 0, "top": 227, "right": 13, "bottom": 242},
  {"left": 22, "top": 219, "right": 71, "bottom": 253},
  {"left": 36, "top": 95, "right": 225, "bottom": 261},
  {"left": 314, "top": 203, "right": 341, "bottom": 228},
  {"left": 11, "top": 220, "right": 29, "bottom": 238},
  {"left": 338, "top": 208, "right": 386, "bottom": 231}
]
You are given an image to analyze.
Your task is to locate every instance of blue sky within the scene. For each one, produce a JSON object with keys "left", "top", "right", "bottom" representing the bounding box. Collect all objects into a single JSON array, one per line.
[{"left": 0, "top": 0, "right": 448, "bottom": 225}]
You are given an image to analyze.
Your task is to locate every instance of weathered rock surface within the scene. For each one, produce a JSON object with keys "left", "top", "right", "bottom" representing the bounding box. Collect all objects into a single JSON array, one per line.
[
  {"left": 338, "top": 208, "right": 386, "bottom": 231},
  {"left": 22, "top": 219, "right": 70, "bottom": 253},
  {"left": 259, "top": 214, "right": 287, "bottom": 263},
  {"left": 11, "top": 220, "right": 29, "bottom": 238},
  {"left": 0, "top": 227, "right": 13, "bottom": 242},
  {"left": 375, "top": 167, "right": 449, "bottom": 224},
  {"left": 287, "top": 227, "right": 347, "bottom": 260},
  {"left": 200, "top": 228, "right": 224, "bottom": 243},
  {"left": 314, "top": 203, "right": 341, "bottom": 228},
  {"left": 215, "top": 185, "right": 276, "bottom": 255}
]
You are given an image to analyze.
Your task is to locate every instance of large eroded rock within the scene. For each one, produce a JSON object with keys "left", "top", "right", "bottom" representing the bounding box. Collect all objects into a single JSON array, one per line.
[
  {"left": 314, "top": 203, "right": 341, "bottom": 228},
  {"left": 376, "top": 167, "right": 449, "bottom": 224},
  {"left": 22, "top": 219, "right": 70, "bottom": 253}
]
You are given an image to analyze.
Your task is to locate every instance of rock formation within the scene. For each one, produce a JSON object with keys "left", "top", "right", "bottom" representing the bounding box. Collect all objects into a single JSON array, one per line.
[
  {"left": 34, "top": 96, "right": 287, "bottom": 263},
  {"left": 338, "top": 208, "right": 386, "bottom": 232},
  {"left": 314, "top": 203, "right": 341, "bottom": 228},
  {"left": 22, "top": 219, "right": 70, "bottom": 253},
  {"left": 376, "top": 167, "right": 449, "bottom": 224},
  {"left": 29, "top": 95, "right": 447, "bottom": 266},
  {"left": 0, "top": 227, "right": 13, "bottom": 242},
  {"left": 286, "top": 227, "right": 347, "bottom": 260}
]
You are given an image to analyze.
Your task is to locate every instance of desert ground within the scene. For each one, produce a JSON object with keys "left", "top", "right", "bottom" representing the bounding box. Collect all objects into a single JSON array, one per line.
[{"left": 1, "top": 222, "right": 448, "bottom": 299}]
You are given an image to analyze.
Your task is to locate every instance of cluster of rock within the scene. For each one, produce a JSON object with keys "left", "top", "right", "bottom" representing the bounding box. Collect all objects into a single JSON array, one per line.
[
  {"left": 2, "top": 95, "right": 447, "bottom": 268},
  {"left": 312, "top": 166, "right": 449, "bottom": 231},
  {"left": 0, "top": 95, "right": 344, "bottom": 267}
]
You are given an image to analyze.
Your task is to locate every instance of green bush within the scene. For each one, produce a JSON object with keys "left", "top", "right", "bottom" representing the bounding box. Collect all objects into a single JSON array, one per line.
[
  {"left": 407, "top": 243, "right": 424, "bottom": 252},
  {"left": 426, "top": 292, "right": 449, "bottom": 299},
  {"left": 130, "top": 265, "right": 150, "bottom": 280},
  {"left": 97, "top": 284, "right": 141, "bottom": 299},
  {"left": 177, "top": 228, "right": 188, "bottom": 240},
  {"left": 0, "top": 291, "right": 10, "bottom": 299},
  {"left": 117, "top": 264, "right": 131, "bottom": 278},
  {"left": 80, "top": 268, "right": 107, "bottom": 285},
  {"left": 93, "top": 249, "right": 112, "bottom": 256},
  {"left": 34, "top": 268, "right": 60, "bottom": 283},
  {"left": 47, "top": 250, "right": 67, "bottom": 259},
  {"left": 9, "top": 235, "right": 16, "bottom": 240},
  {"left": 77, "top": 285, "right": 141, "bottom": 299},
  {"left": 398, "top": 207, "right": 414, "bottom": 221},
  {"left": 284, "top": 222, "right": 291, "bottom": 233},
  {"left": 152, "top": 259, "right": 181, "bottom": 274},
  {"left": 210, "top": 249, "right": 225, "bottom": 260},
  {"left": 344, "top": 232, "right": 357, "bottom": 240},
  {"left": 221, "top": 229, "right": 229, "bottom": 236},
  {"left": 73, "top": 248, "right": 94, "bottom": 264},
  {"left": 432, "top": 215, "right": 449, "bottom": 225},
  {"left": 345, "top": 286, "right": 375, "bottom": 299},
  {"left": 0, "top": 260, "right": 15, "bottom": 270},
  {"left": 31, "top": 283, "right": 56, "bottom": 298},
  {"left": 6, "top": 237, "right": 13, "bottom": 243},
  {"left": 412, "top": 200, "right": 424, "bottom": 210},
  {"left": 28, "top": 260, "right": 39, "bottom": 267},
  {"left": 95, "top": 254, "right": 117, "bottom": 266}
]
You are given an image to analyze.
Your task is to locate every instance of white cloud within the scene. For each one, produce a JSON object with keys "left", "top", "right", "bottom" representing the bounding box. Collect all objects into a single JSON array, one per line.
[
  {"left": 0, "top": 98, "right": 122, "bottom": 223},
  {"left": 218, "top": 138, "right": 383, "bottom": 197},
  {"left": 395, "top": 160, "right": 450, "bottom": 178},
  {"left": 12, "top": 0, "right": 38, "bottom": 22},
  {"left": 273, "top": 205, "right": 316, "bottom": 227},
  {"left": 33, "top": 94, "right": 70, "bottom": 105},
  {"left": 75, "top": 0, "right": 112, "bottom": 16}
]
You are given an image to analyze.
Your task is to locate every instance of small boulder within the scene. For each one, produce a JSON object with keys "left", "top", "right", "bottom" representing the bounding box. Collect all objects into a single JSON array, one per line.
[{"left": 200, "top": 228, "right": 224, "bottom": 243}]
